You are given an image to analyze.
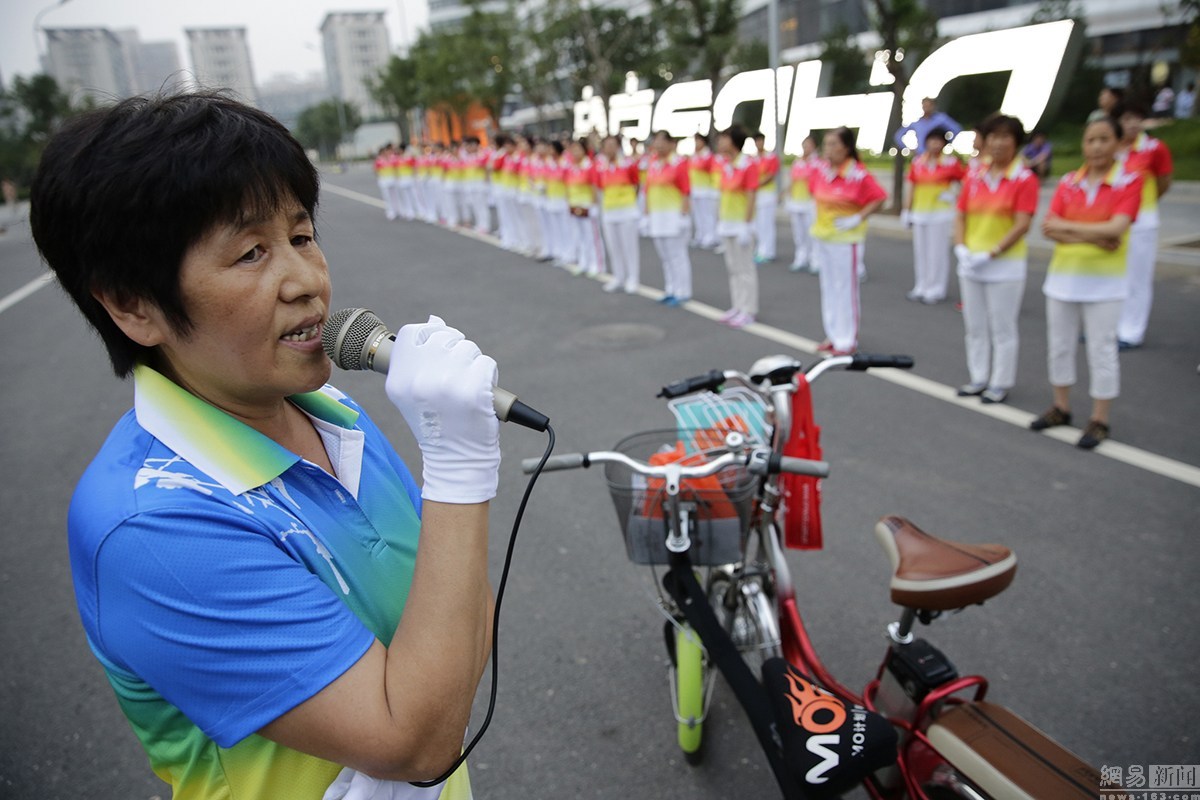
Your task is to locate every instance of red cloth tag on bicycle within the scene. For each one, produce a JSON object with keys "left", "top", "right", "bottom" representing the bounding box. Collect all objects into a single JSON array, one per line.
[{"left": 781, "top": 374, "right": 823, "bottom": 549}]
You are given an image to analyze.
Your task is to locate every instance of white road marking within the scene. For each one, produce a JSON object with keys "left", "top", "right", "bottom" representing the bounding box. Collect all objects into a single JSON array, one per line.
[{"left": 0, "top": 272, "right": 53, "bottom": 315}]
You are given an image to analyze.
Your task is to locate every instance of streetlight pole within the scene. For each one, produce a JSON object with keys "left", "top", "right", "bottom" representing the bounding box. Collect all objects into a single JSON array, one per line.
[
  {"left": 768, "top": 0, "right": 782, "bottom": 155},
  {"left": 33, "top": 0, "right": 74, "bottom": 71}
]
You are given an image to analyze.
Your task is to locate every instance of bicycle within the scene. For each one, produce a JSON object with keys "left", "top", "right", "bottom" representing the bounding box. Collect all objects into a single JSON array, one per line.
[{"left": 522, "top": 353, "right": 1107, "bottom": 799}]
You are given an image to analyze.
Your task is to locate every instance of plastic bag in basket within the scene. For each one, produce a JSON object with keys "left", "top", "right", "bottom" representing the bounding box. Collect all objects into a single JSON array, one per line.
[
  {"left": 780, "top": 374, "right": 823, "bottom": 549},
  {"left": 640, "top": 442, "right": 738, "bottom": 519},
  {"left": 689, "top": 415, "right": 753, "bottom": 452}
]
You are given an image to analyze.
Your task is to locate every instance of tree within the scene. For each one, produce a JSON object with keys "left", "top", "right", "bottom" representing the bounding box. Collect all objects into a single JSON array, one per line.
[
  {"left": 295, "top": 100, "right": 361, "bottom": 161},
  {"left": 547, "top": 0, "right": 663, "bottom": 107},
  {"left": 816, "top": 24, "right": 873, "bottom": 97},
  {"left": 650, "top": 0, "right": 742, "bottom": 92},
  {"left": 0, "top": 74, "right": 73, "bottom": 186},
  {"left": 863, "top": 0, "right": 940, "bottom": 209},
  {"left": 369, "top": 55, "right": 421, "bottom": 143}
]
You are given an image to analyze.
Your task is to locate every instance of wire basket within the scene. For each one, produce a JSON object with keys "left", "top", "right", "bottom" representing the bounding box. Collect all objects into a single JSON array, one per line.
[
  {"left": 666, "top": 388, "right": 771, "bottom": 454},
  {"left": 604, "top": 429, "right": 759, "bottom": 566}
]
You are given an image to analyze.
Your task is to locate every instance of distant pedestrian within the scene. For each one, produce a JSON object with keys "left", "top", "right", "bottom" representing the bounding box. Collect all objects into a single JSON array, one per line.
[
  {"left": 894, "top": 97, "right": 962, "bottom": 155},
  {"left": 715, "top": 125, "right": 760, "bottom": 328},
  {"left": 1152, "top": 85, "right": 1176, "bottom": 119},
  {"left": 689, "top": 133, "right": 719, "bottom": 249},
  {"left": 564, "top": 138, "right": 605, "bottom": 276},
  {"left": 1114, "top": 102, "right": 1173, "bottom": 350},
  {"left": 1022, "top": 131, "right": 1053, "bottom": 180},
  {"left": 1087, "top": 86, "right": 1124, "bottom": 123},
  {"left": 594, "top": 134, "right": 641, "bottom": 294},
  {"left": 645, "top": 130, "right": 693, "bottom": 306},
  {"left": 752, "top": 131, "right": 779, "bottom": 264},
  {"left": 953, "top": 114, "right": 1039, "bottom": 405},
  {"left": 786, "top": 135, "right": 819, "bottom": 273},
  {"left": 1175, "top": 83, "right": 1195, "bottom": 119},
  {"left": 1033, "top": 116, "right": 1142, "bottom": 449},
  {"left": 903, "top": 127, "right": 966, "bottom": 304},
  {"left": 809, "top": 127, "right": 887, "bottom": 355}
]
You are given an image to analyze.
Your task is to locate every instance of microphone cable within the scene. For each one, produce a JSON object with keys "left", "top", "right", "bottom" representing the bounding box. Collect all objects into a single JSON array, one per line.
[{"left": 409, "top": 422, "right": 556, "bottom": 788}]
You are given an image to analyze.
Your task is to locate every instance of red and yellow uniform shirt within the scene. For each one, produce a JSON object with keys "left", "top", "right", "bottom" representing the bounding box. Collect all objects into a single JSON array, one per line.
[
  {"left": 397, "top": 151, "right": 415, "bottom": 182},
  {"left": 716, "top": 154, "right": 760, "bottom": 237},
  {"left": 689, "top": 149, "right": 715, "bottom": 196},
  {"left": 956, "top": 159, "right": 1040, "bottom": 281},
  {"left": 645, "top": 153, "right": 691, "bottom": 237},
  {"left": 1044, "top": 163, "right": 1143, "bottom": 303},
  {"left": 565, "top": 155, "right": 597, "bottom": 209},
  {"left": 374, "top": 154, "right": 396, "bottom": 181},
  {"left": 808, "top": 159, "right": 887, "bottom": 244},
  {"left": 756, "top": 151, "right": 780, "bottom": 195},
  {"left": 1119, "top": 132, "right": 1172, "bottom": 229},
  {"left": 787, "top": 156, "right": 816, "bottom": 209},
  {"left": 544, "top": 157, "right": 568, "bottom": 208},
  {"left": 594, "top": 155, "right": 640, "bottom": 220},
  {"left": 907, "top": 153, "right": 967, "bottom": 220}
]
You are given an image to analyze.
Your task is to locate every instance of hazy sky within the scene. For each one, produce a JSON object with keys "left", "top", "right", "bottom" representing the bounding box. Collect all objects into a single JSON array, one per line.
[{"left": 2, "top": 0, "right": 429, "bottom": 86}]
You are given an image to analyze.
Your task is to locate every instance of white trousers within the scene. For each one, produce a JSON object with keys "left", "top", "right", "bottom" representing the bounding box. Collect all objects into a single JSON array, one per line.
[
  {"left": 721, "top": 234, "right": 759, "bottom": 315},
  {"left": 959, "top": 276, "right": 1024, "bottom": 391},
  {"left": 377, "top": 178, "right": 398, "bottom": 219},
  {"left": 692, "top": 194, "right": 719, "bottom": 248},
  {"left": 396, "top": 181, "right": 416, "bottom": 220},
  {"left": 652, "top": 234, "right": 693, "bottom": 299},
  {"left": 755, "top": 194, "right": 777, "bottom": 260},
  {"left": 518, "top": 201, "right": 542, "bottom": 255},
  {"left": 602, "top": 216, "right": 641, "bottom": 290},
  {"left": 1116, "top": 226, "right": 1157, "bottom": 345},
  {"left": 536, "top": 205, "right": 554, "bottom": 258},
  {"left": 569, "top": 213, "right": 605, "bottom": 274},
  {"left": 788, "top": 208, "right": 814, "bottom": 267},
  {"left": 1047, "top": 297, "right": 1122, "bottom": 399},
  {"left": 471, "top": 187, "right": 492, "bottom": 233},
  {"left": 813, "top": 240, "right": 862, "bottom": 351},
  {"left": 497, "top": 195, "right": 518, "bottom": 249},
  {"left": 441, "top": 185, "right": 460, "bottom": 227},
  {"left": 911, "top": 217, "right": 953, "bottom": 301}
]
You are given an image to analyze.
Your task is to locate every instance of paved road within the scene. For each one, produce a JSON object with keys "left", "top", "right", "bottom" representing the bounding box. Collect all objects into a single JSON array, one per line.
[{"left": 1, "top": 164, "right": 1196, "bottom": 799}]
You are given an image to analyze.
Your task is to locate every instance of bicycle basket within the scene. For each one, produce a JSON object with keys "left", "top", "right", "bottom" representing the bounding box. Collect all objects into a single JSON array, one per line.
[
  {"left": 604, "top": 429, "right": 758, "bottom": 566},
  {"left": 666, "top": 387, "right": 771, "bottom": 454}
]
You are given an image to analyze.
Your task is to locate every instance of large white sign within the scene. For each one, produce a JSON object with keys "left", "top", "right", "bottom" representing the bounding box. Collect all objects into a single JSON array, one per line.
[{"left": 575, "top": 20, "right": 1076, "bottom": 156}]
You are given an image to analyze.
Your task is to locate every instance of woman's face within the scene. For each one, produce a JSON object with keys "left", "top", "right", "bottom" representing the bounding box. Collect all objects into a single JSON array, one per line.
[
  {"left": 823, "top": 132, "right": 848, "bottom": 165},
  {"left": 1082, "top": 121, "right": 1120, "bottom": 169},
  {"left": 601, "top": 137, "right": 619, "bottom": 159},
  {"left": 985, "top": 131, "right": 1017, "bottom": 166},
  {"left": 801, "top": 137, "right": 816, "bottom": 157},
  {"left": 924, "top": 134, "right": 946, "bottom": 155},
  {"left": 144, "top": 200, "right": 332, "bottom": 418}
]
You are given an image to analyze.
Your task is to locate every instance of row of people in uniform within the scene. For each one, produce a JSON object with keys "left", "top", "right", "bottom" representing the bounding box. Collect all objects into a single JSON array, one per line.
[
  {"left": 905, "top": 102, "right": 1171, "bottom": 449},
  {"left": 375, "top": 103, "right": 1170, "bottom": 450}
]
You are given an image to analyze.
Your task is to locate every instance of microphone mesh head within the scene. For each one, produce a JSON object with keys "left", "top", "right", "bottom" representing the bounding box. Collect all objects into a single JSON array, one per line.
[{"left": 322, "top": 307, "right": 384, "bottom": 370}]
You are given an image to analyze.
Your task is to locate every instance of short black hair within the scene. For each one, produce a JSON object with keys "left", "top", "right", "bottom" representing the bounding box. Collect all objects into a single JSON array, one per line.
[
  {"left": 720, "top": 124, "right": 748, "bottom": 151},
  {"left": 1087, "top": 115, "right": 1124, "bottom": 140},
  {"left": 925, "top": 126, "right": 950, "bottom": 146},
  {"left": 1113, "top": 101, "right": 1148, "bottom": 120},
  {"left": 828, "top": 126, "right": 861, "bottom": 162},
  {"left": 31, "top": 91, "right": 319, "bottom": 378},
  {"left": 979, "top": 113, "right": 1026, "bottom": 147}
]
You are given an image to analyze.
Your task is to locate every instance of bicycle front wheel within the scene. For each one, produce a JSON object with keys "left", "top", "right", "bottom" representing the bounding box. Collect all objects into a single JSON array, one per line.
[{"left": 674, "top": 624, "right": 706, "bottom": 761}]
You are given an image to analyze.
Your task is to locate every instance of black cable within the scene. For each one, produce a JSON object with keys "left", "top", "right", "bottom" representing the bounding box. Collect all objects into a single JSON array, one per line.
[{"left": 410, "top": 423, "right": 556, "bottom": 788}]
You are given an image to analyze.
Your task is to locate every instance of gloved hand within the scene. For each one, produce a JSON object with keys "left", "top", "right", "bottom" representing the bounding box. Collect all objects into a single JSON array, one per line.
[
  {"left": 938, "top": 190, "right": 957, "bottom": 205},
  {"left": 833, "top": 213, "right": 863, "bottom": 232},
  {"left": 638, "top": 216, "right": 650, "bottom": 237},
  {"left": 900, "top": 210, "right": 913, "bottom": 228},
  {"left": 968, "top": 251, "right": 992, "bottom": 269},
  {"left": 954, "top": 244, "right": 972, "bottom": 268},
  {"left": 385, "top": 315, "right": 501, "bottom": 504},
  {"left": 679, "top": 213, "right": 692, "bottom": 236},
  {"left": 736, "top": 227, "right": 753, "bottom": 248}
]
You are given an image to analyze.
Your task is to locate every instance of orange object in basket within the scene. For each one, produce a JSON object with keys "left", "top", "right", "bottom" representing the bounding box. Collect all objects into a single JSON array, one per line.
[{"left": 641, "top": 441, "right": 738, "bottom": 519}]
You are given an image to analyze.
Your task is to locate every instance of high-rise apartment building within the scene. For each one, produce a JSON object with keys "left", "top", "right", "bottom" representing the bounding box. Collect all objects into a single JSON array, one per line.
[
  {"left": 113, "top": 29, "right": 185, "bottom": 95},
  {"left": 427, "top": 0, "right": 507, "bottom": 31},
  {"left": 44, "top": 28, "right": 133, "bottom": 104},
  {"left": 320, "top": 11, "right": 392, "bottom": 121},
  {"left": 186, "top": 28, "right": 258, "bottom": 105}
]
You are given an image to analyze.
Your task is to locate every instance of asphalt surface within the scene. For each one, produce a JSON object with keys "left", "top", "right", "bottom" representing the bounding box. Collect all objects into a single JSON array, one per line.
[{"left": 1, "top": 165, "right": 1197, "bottom": 799}]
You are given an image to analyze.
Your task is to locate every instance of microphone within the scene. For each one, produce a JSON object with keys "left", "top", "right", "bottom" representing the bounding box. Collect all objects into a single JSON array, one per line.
[{"left": 322, "top": 307, "right": 550, "bottom": 432}]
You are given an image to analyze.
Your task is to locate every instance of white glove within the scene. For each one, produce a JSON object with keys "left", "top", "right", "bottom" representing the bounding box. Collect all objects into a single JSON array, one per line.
[
  {"left": 954, "top": 244, "right": 972, "bottom": 267},
  {"left": 900, "top": 210, "right": 912, "bottom": 228},
  {"left": 938, "top": 190, "right": 957, "bottom": 205},
  {"left": 679, "top": 213, "right": 692, "bottom": 235},
  {"left": 969, "top": 251, "right": 992, "bottom": 269},
  {"left": 384, "top": 315, "right": 501, "bottom": 504},
  {"left": 638, "top": 216, "right": 650, "bottom": 237},
  {"left": 736, "top": 227, "right": 753, "bottom": 247},
  {"left": 833, "top": 213, "right": 863, "bottom": 232}
]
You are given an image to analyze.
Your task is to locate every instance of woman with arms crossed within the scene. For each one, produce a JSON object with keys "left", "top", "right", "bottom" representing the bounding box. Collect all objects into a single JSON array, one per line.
[{"left": 1032, "top": 116, "right": 1142, "bottom": 449}]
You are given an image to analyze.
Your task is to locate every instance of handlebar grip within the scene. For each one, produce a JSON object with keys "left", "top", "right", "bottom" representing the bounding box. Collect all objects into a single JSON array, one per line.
[
  {"left": 847, "top": 353, "right": 915, "bottom": 371},
  {"left": 777, "top": 456, "right": 831, "bottom": 478},
  {"left": 656, "top": 369, "right": 726, "bottom": 399},
  {"left": 521, "top": 452, "right": 587, "bottom": 474}
]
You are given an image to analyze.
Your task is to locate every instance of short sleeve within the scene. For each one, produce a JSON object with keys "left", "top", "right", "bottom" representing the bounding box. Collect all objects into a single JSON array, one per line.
[
  {"left": 676, "top": 164, "right": 690, "bottom": 195},
  {"left": 1152, "top": 141, "right": 1173, "bottom": 177},
  {"left": 859, "top": 171, "right": 888, "bottom": 205},
  {"left": 1014, "top": 174, "right": 1040, "bottom": 214},
  {"left": 92, "top": 507, "right": 376, "bottom": 748},
  {"left": 742, "top": 162, "right": 760, "bottom": 192},
  {"left": 1048, "top": 179, "right": 1068, "bottom": 217},
  {"left": 957, "top": 179, "right": 971, "bottom": 213},
  {"left": 1114, "top": 173, "right": 1144, "bottom": 219}
]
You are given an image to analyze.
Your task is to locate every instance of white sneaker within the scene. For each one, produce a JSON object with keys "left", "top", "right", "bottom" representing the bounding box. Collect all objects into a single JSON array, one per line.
[{"left": 603, "top": 279, "right": 622, "bottom": 293}]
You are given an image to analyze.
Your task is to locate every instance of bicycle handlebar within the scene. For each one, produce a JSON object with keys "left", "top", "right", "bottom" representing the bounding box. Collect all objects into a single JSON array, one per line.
[
  {"left": 657, "top": 353, "right": 913, "bottom": 400},
  {"left": 520, "top": 449, "right": 829, "bottom": 479},
  {"left": 847, "top": 353, "right": 915, "bottom": 371},
  {"left": 656, "top": 368, "right": 727, "bottom": 399}
]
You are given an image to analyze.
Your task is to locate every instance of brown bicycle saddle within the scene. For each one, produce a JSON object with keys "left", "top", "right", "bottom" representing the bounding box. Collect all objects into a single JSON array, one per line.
[{"left": 874, "top": 516, "right": 1017, "bottom": 611}]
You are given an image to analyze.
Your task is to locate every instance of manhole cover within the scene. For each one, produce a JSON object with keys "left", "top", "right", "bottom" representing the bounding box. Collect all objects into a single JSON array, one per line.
[{"left": 563, "top": 323, "right": 666, "bottom": 351}]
